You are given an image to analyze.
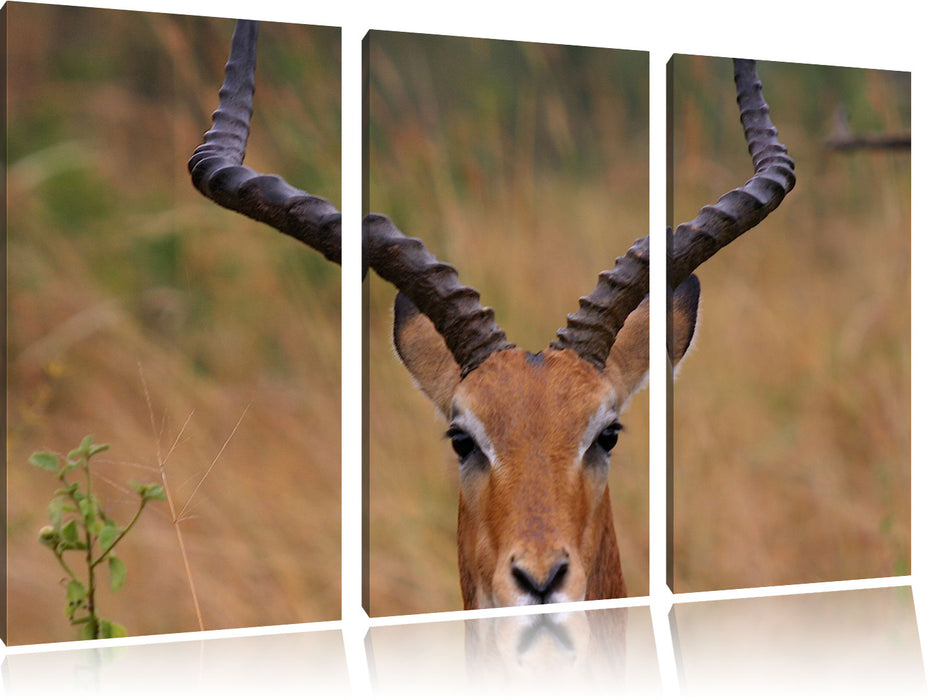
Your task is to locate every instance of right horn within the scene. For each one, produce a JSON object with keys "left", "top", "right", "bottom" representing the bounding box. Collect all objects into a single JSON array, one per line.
[
  {"left": 668, "top": 58, "right": 796, "bottom": 289},
  {"left": 552, "top": 58, "right": 795, "bottom": 370}
]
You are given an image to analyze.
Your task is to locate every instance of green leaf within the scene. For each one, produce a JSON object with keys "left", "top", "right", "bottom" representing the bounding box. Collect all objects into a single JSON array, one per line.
[
  {"left": 93, "top": 496, "right": 105, "bottom": 518},
  {"left": 66, "top": 579, "right": 89, "bottom": 620},
  {"left": 98, "top": 619, "right": 128, "bottom": 638},
  {"left": 55, "top": 483, "right": 80, "bottom": 497},
  {"left": 79, "top": 434, "right": 94, "bottom": 455},
  {"left": 48, "top": 496, "right": 67, "bottom": 529},
  {"left": 66, "top": 579, "right": 87, "bottom": 604},
  {"left": 88, "top": 442, "right": 110, "bottom": 458},
  {"left": 78, "top": 496, "right": 95, "bottom": 522},
  {"left": 133, "top": 482, "right": 167, "bottom": 502},
  {"left": 98, "top": 522, "right": 120, "bottom": 553},
  {"left": 80, "top": 621, "right": 97, "bottom": 640},
  {"left": 29, "top": 452, "right": 59, "bottom": 472},
  {"left": 61, "top": 519, "right": 80, "bottom": 545},
  {"left": 108, "top": 556, "right": 127, "bottom": 592}
]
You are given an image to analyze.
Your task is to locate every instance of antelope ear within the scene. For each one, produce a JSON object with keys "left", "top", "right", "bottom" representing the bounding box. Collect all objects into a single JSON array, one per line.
[
  {"left": 669, "top": 273, "right": 700, "bottom": 368},
  {"left": 605, "top": 295, "right": 650, "bottom": 405},
  {"left": 603, "top": 274, "right": 701, "bottom": 405},
  {"left": 393, "top": 293, "right": 462, "bottom": 416}
]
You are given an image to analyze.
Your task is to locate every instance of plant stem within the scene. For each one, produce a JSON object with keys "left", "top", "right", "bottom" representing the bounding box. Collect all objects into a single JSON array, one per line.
[
  {"left": 52, "top": 548, "right": 79, "bottom": 581},
  {"left": 83, "top": 456, "right": 101, "bottom": 638},
  {"left": 139, "top": 363, "right": 205, "bottom": 631},
  {"left": 162, "top": 467, "right": 205, "bottom": 630},
  {"left": 85, "top": 511, "right": 98, "bottom": 637},
  {"left": 91, "top": 497, "right": 147, "bottom": 568}
]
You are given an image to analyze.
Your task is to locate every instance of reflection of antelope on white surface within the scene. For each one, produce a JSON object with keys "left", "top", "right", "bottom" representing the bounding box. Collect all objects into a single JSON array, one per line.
[
  {"left": 464, "top": 608, "right": 632, "bottom": 693},
  {"left": 190, "top": 22, "right": 794, "bottom": 609}
]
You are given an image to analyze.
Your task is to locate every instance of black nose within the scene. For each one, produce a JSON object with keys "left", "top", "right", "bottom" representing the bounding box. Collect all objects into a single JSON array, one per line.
[{"left": 511, "top": 560, "right": 569, "bottom": 603}]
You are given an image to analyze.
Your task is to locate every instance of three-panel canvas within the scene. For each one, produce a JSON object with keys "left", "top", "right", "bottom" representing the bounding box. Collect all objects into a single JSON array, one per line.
[{"left": 2, "top": 1, "right": 921, "bottom": 695}]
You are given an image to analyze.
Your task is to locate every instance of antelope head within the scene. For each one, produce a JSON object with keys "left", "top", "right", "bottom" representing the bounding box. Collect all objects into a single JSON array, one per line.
[
  {"left": 189, "top": 22, "right": 794, "bottom": 610},
  {"left": 367, "top": 221, "right": 696, "bottom": 607}
]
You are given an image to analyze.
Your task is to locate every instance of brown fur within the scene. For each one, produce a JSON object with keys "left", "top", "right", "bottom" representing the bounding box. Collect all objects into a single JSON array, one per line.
[
  {"left": 585, "top": 489, "right": 627, "bottom": 600},
  {"left": 453, "top": 350, "right": 618, "bottom": 606}
]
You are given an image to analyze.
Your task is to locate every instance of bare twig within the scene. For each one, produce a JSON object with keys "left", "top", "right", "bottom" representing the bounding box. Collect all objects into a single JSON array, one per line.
[
  {"left": 136, "top": 361, "right": 251, "bottom": 632},
  {"left": 826, "top": 133, "right": 911, "bottom": 151},
  {"left": 178, "top": 403, "right": 251, "bottom": 521},
  {"left": 137, "top": 361, "right": 204, "bottom": 631},
  {"left": 826, "top": 106, "right": 910, "bottom": 151}
]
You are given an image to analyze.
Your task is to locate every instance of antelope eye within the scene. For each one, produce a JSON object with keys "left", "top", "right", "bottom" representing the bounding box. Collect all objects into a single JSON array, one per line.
[
  {"left": 446, "top": 426, "right": 476, "bottom": 460},
  {"left": 594, "top": 422, "right": 623, "bottom": 453}
]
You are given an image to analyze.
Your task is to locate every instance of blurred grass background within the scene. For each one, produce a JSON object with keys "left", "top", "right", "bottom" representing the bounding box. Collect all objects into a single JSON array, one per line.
[
  {"left": 671, "top": 56, "right": 910, "bottom": 592},
  {"left": 366, "top": 31, "right": 649, "bottom": 616},
  {"left": 6, "top": 5, "right": 341, "bottom": 644}
]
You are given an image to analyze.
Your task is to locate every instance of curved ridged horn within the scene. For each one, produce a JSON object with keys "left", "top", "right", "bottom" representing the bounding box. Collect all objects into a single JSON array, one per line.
[
  {"left": 669, "top": 58, "right": 796, "bottom": 289},
  {"left": 553, "top": 58, "right": 795, "bottom": 369},
  {"left": 188, "top": 20, "right": 341, "bottom": 264},
  {"left": 550, "top": 235, "right": 649, "bottom": 369},
  {"left": 365, "top": 213, "right": 514, "bottom": 376},
  {"left": 194, "top": 21, "right": 504, "bottom": 375}
]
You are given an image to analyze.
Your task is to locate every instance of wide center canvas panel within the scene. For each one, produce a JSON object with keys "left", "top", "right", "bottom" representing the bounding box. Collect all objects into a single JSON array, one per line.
[{"left": 365, "top": 30, "right": 649, "bottom": 615}]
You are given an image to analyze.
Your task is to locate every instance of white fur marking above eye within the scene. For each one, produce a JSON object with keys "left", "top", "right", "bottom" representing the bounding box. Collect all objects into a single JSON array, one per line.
[
  {"left": 450, "top": 404, "right": 499, "bottom": 471},
  {"left": 577, "top": 399, "right": 620, "bottom": 462}
]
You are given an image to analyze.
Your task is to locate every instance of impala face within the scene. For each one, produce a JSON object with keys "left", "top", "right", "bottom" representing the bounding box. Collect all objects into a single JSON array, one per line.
[
  {"left": 393, "top": 288, "right": 681, "bottom": 608},
  {"left": 451, "top": 349, "right": 623, "bottom": 607}
]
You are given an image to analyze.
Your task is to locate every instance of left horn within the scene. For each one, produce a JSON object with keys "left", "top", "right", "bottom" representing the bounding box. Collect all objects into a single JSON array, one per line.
[
  {"left": 365, "top": 213, "right": 514, "bottom": 377},
  {"left": 188, "top": 19, "right": 341, "bottom": 265}
]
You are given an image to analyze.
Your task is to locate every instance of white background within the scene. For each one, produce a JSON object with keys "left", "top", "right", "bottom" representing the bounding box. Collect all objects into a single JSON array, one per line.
[{"left": 3, "top": 0, "right": 933, "bottom": 696}]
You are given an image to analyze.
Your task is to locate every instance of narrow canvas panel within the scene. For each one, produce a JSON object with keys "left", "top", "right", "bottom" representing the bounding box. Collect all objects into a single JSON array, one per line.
[
  {"left": 5, "top": 4, "right": 341, "bottom": 644},
  {"left": 668, "top": 54, "right": 910, "bottom": 593},
  {"left": 365, "top": 30, "right": 650, "bottom": 615}
]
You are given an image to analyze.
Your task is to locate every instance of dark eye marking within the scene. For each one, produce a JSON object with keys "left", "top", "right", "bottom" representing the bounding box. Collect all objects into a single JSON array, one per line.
[
  {"left": 445, "top": 426, "right": 477, "bottom": 460},
  {"left": 592, "top": 421, "right": 623, "bottom": 454}
]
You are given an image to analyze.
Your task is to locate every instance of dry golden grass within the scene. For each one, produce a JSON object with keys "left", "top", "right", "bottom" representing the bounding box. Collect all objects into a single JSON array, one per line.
[
  {"left": 7, "top": 6, "right": 340, "bottom": 644},
  {"left": 671, "top": 56, "right": 910, "bottom": 592},
  {"left": 366, "top": 32, "right": 650, "bottom": 615}
]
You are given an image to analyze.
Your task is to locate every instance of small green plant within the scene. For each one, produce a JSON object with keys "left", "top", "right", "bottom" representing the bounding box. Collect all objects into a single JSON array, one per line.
[{"left": 30, "top": 434, "right": 166, "bottom": 640}]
